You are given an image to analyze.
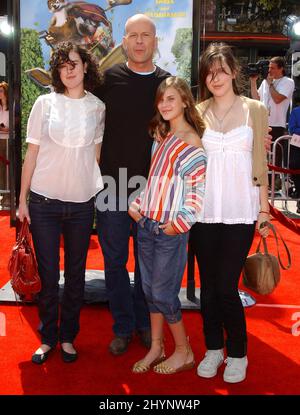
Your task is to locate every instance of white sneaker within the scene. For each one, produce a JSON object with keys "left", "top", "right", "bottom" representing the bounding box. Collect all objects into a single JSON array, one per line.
[
  {"left": 197, "top": 349, "right": 224, "bottom": 378},
  {"left": 223, "top": 356, "right": 248, "bottom": 383}
]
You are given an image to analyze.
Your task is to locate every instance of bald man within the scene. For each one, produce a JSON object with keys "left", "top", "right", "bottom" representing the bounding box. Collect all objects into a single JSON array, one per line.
[{"left": 94, "top": 14, "right": 170, "bottom": 355}]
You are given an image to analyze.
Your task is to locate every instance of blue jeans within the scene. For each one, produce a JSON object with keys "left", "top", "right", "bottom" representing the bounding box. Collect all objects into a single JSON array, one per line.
[
  {"left": 137, "top": 217, "right": 189, "bottom": 324},
  {"left": 96, "top": 208, "right": 150, "bottom": 337},
  {"left": 29, "top": 191, "right": 94, "bottom": 347}
]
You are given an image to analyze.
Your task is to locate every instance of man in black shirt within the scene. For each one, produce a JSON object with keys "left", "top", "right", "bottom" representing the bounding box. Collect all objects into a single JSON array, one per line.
[{"left": 94, "top": 14, "right": 170, "bottom": 355}]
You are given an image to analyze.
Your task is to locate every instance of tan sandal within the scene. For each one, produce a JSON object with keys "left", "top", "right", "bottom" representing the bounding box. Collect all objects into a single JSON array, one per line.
[
  {"left": 153, "top": 339, "right": 195, "bottom": 375},
  {"left": 132, "top": 354, "right": 166, "bottom": 373},
  {"left": 132, "top": 338, "right": 165, "bottom": 374}
]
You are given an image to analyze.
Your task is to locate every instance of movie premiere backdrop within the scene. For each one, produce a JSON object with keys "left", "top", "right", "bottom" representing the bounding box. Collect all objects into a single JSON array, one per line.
[
  {"left": 4, "top": 0, "right": 196, "bottom": 225},
  {"left": 20, "top": 0, "right": 193, "bottom": 87},
  {"left": 19, "top": 0, "right": 193, "bottom": 138}
]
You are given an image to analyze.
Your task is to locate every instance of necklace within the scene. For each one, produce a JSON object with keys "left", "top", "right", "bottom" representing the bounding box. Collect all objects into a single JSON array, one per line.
[{"left": 211, "top": 96, "right": 237, "bottom": 131}]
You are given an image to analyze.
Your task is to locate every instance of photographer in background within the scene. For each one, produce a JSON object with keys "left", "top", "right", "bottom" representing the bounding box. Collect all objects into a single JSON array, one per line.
[{"left": 250, "top": 57, "right": 294, "bottom": 171}]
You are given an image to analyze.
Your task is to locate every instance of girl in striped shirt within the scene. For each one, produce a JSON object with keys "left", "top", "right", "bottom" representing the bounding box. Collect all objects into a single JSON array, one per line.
[{"left": 129, "top": 76, "right": 206, "bottom": 374}]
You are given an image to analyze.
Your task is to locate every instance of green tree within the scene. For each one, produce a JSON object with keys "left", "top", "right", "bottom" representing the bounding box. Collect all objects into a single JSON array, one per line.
[
  {"left": 257, "top": 0, "right": 281, "bottom": 10},
  {"left": 171, "top": 28, "right": 192, "bottom": 84},
  {"left": 20, "top": 28, "right": 45, "bottom": 157}
]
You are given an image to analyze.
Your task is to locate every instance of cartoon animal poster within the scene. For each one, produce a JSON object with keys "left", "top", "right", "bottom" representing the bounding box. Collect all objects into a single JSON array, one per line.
[{"left": 20, "top": 0, "right": 193, "bottom": 87}]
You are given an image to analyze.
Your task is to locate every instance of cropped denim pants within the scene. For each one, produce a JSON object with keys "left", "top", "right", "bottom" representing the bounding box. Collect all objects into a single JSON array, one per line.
[
  {"left": 29, "top": 191, "right": 94, "bottom": 347},
  {"left": 137, "top": 217, "right": 189, "bottom": 324}
]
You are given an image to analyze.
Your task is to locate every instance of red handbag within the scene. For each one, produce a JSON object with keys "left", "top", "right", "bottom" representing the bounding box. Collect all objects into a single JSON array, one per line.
[{"left": 8, "top": 218, "right": 41, "bottom": 301}]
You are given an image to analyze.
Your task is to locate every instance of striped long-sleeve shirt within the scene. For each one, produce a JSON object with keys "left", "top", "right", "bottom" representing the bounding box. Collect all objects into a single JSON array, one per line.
[{"left": 132, "top": 134, "right": 207, "bottom": 233}]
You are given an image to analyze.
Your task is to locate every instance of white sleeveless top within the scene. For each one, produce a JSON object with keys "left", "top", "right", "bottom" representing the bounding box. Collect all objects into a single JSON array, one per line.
[
  {"left": 26, "top": 92, "right": 105, "bottom": 202},
  {"left": 199, "top": 111, "right": 260, "bottom": 224}
]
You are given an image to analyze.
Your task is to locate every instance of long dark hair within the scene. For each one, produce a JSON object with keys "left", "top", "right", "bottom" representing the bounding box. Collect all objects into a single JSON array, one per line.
[
  {"left": 198, "top": 42, "right": 244, "bottom": 101},
  {"left": 49, "top": 41, "right": 103, "bottom": 93},
  {"left": 149, "top": 76, "right": 206, "bottom": 140}
]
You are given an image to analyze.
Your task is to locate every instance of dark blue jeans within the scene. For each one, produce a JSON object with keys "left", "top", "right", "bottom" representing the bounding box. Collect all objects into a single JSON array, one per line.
[
  {"left": 29, "top": 191, "right": 94, "bottom": 347},
  {"left": 137, "top": 218, "right": 189, "bottom": 324},
  {"left": 96, "top": 208, "right": 150, "bottom": 337}
]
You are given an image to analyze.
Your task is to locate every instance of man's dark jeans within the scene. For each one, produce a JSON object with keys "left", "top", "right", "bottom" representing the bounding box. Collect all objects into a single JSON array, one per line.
[{"left": 96, "top": 207, "right": 150, "bottom": 338}]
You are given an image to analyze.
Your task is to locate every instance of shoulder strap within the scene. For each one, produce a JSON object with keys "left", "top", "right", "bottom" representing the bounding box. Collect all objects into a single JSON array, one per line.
[{"left": 256, "top": 222, "right": 291, "bottom": 270}]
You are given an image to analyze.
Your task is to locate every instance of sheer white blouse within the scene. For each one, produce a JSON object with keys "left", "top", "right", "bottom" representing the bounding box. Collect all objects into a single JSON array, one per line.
[
  {"left": 199, "top": 124, "right": 260, "bottom": 224},
  {"left": 26, "top": 92, "right": 105, "bottom": 202}
]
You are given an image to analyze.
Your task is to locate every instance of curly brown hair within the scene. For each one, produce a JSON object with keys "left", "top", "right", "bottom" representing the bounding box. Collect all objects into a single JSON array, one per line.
[
  {"left": 149, "top": 76, "right": 206, "bottom": 140},
  {"left": 49, "top": 41, "right": 103, "bottom": 93}
]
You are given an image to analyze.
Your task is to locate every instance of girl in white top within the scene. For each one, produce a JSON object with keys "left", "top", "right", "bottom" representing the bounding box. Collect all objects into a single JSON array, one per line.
[
  {"left": 19, "top": 42, "right": 105, "bottom": 364},
  {"left": 191, "top": 42, "right": 270, "bottom": 384},
  {"left": 0, "top": 81, "right": 9, "bottom": 208}
]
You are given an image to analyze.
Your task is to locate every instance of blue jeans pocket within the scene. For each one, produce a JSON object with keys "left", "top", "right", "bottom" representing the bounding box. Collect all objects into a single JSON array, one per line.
[
  {"left": 161, "top": 228, "right": 186, "bottom": 239},
  {"left": 29, "top": 192, "right": 46, "bottom": 204},
  {"left": 137, "top": 216, "right": 147, "bottom": 228}
]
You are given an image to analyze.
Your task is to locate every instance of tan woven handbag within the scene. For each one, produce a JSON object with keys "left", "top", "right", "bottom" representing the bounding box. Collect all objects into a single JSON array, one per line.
[{"left": 243, "top": 222, "right": 291, "bottom": 295}]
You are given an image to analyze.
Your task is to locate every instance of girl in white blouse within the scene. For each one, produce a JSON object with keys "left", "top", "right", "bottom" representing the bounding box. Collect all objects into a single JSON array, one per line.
[
  {"left": 192, "top": 43, "right": 270, "bottom": 383},
  {"left": 19, "top": 42, "right": 105, "bottom": 364}
]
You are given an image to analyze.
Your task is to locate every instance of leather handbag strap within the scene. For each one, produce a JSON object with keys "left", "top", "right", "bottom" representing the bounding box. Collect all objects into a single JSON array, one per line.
[
  {"left": 17, "top": 218, "right": 31, "bottom": 245},
  {"left": 256, "top": 222, "right": 291, "bottom": 270}
]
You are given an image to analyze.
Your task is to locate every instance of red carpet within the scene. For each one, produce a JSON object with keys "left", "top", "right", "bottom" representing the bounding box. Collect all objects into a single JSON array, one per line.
[{"left": 0, "top": 211, "right": 299, "bottom": 395}]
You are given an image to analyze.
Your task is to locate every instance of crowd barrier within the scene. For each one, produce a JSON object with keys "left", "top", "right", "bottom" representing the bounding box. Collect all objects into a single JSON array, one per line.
[{"left": 269, "top": 135, "right": 300, "bottom": 208}]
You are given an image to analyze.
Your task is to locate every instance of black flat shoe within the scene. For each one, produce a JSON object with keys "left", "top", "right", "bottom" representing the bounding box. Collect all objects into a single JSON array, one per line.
[
  {"left": 31, "top": 348, "right": 53, "bottom": 365},
  {"left": 61, "top": 349, "right": 78, "bottom": 363}
]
